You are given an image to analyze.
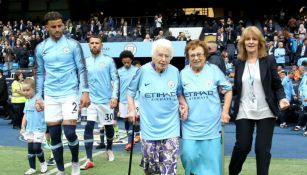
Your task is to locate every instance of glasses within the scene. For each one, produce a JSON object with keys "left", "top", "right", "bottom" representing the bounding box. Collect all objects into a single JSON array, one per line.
[{"left": 189, "top": 53, "right": 204, "bottom": 58}]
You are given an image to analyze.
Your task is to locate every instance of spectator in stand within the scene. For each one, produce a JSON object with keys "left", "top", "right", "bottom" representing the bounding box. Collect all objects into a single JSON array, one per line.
[
  {"left": 154, "top": 30, "right": 164, "bottom": 40},
  {"left": 274, "top": 41, "right": 286, "bottom": 67},
  {"left": 287, "top": 33, "right": 298, "bottom": 64},
  {"left": 296, "top": 38, "right": 307, "bottom": 60},
  {"left": 267, "top": 41, "right": 275, "bottom": 55},
  {"left": 298, "top": 23, "right": 306, "bottom": 43},
  {"left": 177, "top": 32, "right": 187, "bottom": 41},
  {"left": 3, "top": 41, "right": 15, "bottom": 75},
  {"left": 154, "top": 14, "right": 163, "bottom": 36},
  {"left": 288, "top": 17, "right": 298, "bottom": 33},
  {"left": 207, "top": 41, "right": 226, "bottom": 75},
  {"left": 165, "top": 31, "right": 176, "bottom": 41},
  {"left": 14, "top": 39, "right": 29, "bottom": 68},
  {"left": 216, "top": 34, "right": 225, "bottom": 52},
  {"left": 222, "top": 50, "right": 233, "bottom": 76},
  {"left": 143, "top": 34, "right": 153, "bottom": 42}
]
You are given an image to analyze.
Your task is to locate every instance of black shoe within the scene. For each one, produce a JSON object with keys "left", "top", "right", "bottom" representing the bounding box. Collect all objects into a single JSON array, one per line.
[
  {"left": 47, "top": 158, "right": 55, "bottom": 166},
  {"left": 96, "top": 143, "right": 106, "bottom": 149}
]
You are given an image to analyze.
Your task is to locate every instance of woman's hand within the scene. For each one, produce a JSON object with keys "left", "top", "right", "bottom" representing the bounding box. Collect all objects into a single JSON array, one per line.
[
  {"left": 221, "top": 111, "right": 231, "bottom": 123},
  {"left": 279, "top": 98, "right": 290, "bottom": 110},
  {"left": 179, "top": 104, "right": 188, "bottom": 121}
]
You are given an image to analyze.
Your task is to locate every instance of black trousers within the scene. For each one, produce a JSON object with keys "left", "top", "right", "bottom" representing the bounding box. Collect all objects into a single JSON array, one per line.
[
  {"left": 229, "top": 118, "right": 276, "bottom": 175},
  {"left": 297, "top": 106, "right": 307, "bottom": 127},
  {"left": 11, "top": 103, "right": 25, "bottom": 127}
]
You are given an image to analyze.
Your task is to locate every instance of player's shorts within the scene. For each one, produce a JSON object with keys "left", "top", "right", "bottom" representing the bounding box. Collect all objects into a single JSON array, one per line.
[
  {"left": 118, "top": 101, "right": 140, "bottom": 118},
  {"left": 23, "top": 131, "right": 45, "bottom": 143},
  {"left": 44, "top": 95, "right": 79, "bottom": 122},
  {"left": 87, "top": 102, "right": 114, "bottom": 126}
]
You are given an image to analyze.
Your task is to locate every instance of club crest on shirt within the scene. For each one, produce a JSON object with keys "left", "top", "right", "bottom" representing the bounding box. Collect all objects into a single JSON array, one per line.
[
  {"left": 204, "top": 79, "right": 213, "bottom": 86},
  {"left": 99, "top": 62, "right": 105, "bottom": 68},
  {"left": 168, "top": 80, "right": 175, "bottom": 89},
  {"left": 63, "top": 47, "right": 70, "bottom": 54}
]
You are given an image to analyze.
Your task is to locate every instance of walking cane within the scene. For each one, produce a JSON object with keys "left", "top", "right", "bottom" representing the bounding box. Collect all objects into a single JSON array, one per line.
[{"left": 128, "top": 117, "right": 139, "bottom": 175}]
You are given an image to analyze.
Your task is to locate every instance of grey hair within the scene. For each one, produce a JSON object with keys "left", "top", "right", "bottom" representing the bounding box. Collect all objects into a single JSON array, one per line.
[{"left": 151, "top": 38, "right": 174, "bottom": 60}]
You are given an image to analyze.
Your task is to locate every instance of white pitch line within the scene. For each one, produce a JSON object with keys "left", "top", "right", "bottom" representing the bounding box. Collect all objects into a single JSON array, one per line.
[{"left": 45, "top": 151, "right": 105, "bottom": 175}]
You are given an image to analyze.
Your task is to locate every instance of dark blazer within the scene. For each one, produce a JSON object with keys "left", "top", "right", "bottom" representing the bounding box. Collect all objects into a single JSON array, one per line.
[
  {"left": 296, "top": 44, "right": 307, "bottom": 58},
  {"left": 232, "top": 55, "right": 285, "bottom": 119}
]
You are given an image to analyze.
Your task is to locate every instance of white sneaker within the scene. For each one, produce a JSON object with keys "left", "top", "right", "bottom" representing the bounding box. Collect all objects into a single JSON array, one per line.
[
  {"left": 56, "top": 171, "right": 65, "bottom": 175},
  {"left": 106, "top": 150, "right": 115, "bottom": 161},
  {"left": 24, "top": 168, "right": 36, "bottom": 175},
  {"left": 40, "top": 161, "right": 48, "bottom": 173},
  {"left": 71, "top": 162, "right": 80, "bottom": 175}
]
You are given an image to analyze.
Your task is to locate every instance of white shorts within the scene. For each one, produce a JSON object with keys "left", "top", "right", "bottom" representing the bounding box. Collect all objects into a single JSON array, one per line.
[
  {"left": 87, "top": 103, "right": 114, "bottom": 125},
  {"left": 118, "top": 101, "right": 140, "bottom": 118},
  {"left": 44, "top": 95, "right": 79, "bottom": 122},
  {"left": 23, "top": 131, "right": 45, "bottom": 143}
]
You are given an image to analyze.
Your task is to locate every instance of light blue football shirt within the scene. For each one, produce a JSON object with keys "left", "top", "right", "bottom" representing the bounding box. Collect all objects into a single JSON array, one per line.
[
  {"left": 180, "top": 62, "right": 232, "bottom": 140},
  {"left": 86, "top": 53, "right": 119, "bottom": 104},
  {"left": 23, "top": 98, "right": 46, "bottom": 133},
  {"left": 35, "top": 35, "right": 89, "bottom": 98},
  {"left": 127, "top": 62, "right": 182, "bottom": 140},
  {"left": 118, "top": 65, "right": 138, "bottom": 104}
]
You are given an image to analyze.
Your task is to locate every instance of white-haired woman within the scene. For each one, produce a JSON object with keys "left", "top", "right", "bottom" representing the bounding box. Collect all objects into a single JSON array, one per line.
[{"left": 127, "top": 39, "right": 188, "bottom": 175}]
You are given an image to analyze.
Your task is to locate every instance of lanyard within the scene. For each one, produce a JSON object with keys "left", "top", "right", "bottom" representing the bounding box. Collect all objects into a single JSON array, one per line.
[
  {"left": 247, "top": 59, "right": 258, "bottom": 87},
  {"left": 246, "top": 59, "right": 258, "bottom": 102}
]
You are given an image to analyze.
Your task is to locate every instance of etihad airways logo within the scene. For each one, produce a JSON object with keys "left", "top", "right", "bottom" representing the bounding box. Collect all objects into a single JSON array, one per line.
[
  {"left": 144, "top": 92, "right": 177, "bottom": 101},
  {"left": 184, "top": 90, "right": 214, "bottom": 100}
]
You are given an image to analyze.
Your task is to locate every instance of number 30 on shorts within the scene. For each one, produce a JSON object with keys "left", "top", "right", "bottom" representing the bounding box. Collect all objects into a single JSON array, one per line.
[{"left": 105, "top": 113, "right": 113, "bottom": 121}]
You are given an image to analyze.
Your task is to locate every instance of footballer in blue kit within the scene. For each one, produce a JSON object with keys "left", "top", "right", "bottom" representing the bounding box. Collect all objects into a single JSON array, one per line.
[
  {"left": 35, "top": 11, "right": 90, "bottom": 175},
  {"left": 81, "top": 35, "right": 119, "bottom": 170}
]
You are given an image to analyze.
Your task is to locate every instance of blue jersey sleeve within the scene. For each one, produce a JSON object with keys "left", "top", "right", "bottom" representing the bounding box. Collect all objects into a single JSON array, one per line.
[
  {"left": 127, "top": 68, "right": 142, "bottom": 98},
  {"left": 74, "top": 42, "right": 89, "bottom": 92},
  {"left": 35, "top": 44, "right": 44, "bottom": 98},
  {"left": 110, "top": 59, "right": 119, "bottom": 99},
  {"left": 215, "top": 65, "right": 232, "bottom": 93},
  {"left": 176, "top": 70, "right": 183, "bottom": 96}
]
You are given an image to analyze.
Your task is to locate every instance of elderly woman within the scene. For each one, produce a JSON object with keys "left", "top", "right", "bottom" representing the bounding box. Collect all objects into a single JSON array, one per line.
[
  {"left": 127, "top": 38, "right": 187, "bottom": 175},
  {"left": 180, "top": 40, "right": 232, "bottom": 175}
]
